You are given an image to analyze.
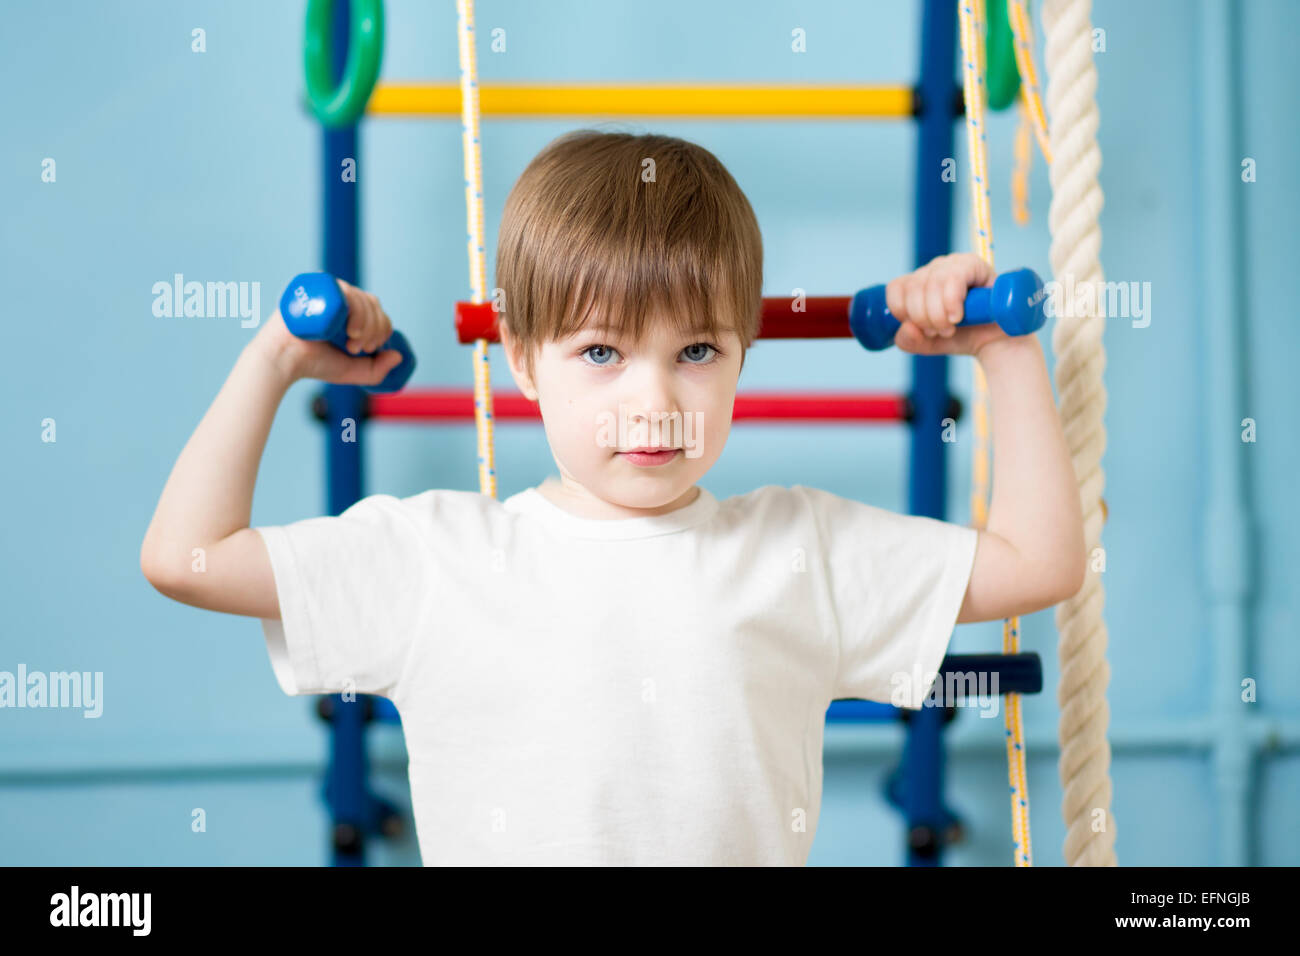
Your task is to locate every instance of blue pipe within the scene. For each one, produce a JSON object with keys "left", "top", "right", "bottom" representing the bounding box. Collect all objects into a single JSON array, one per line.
[{"left": 1198, "top": 0, "right": 1257, "bottom": 866}]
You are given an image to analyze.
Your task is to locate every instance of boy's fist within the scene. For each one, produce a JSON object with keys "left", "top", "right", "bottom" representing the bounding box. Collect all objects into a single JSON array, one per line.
[
  {"left": 256, "top": 279, "right": 404, "bottom": 386},
  {"left": 884, "top": 253, "right": 1009, "bottom": 358}
]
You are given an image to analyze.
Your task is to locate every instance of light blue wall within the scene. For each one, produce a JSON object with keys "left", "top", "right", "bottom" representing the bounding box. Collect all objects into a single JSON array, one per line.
[{"left": 2, "top": 0, "right": 1296, "bottom": 866}]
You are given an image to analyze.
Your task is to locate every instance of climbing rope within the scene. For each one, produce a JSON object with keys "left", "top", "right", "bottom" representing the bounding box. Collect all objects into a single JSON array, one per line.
[
  {"left": 1042, "top": 0, "right": 1117, "bottom": 867},
  {"left": 456, "top": 0, "right": 497, "bottom": 500},
  {"left": 1009, "top": 0, "right": 1053, "bottom": 163},
  {"left": 967, "top": 0, "right": 1116, "bottom": 866},
  {"left": 1008, "top": 0, "right": 1051, "bottom": 226},
  {"left": 1012, "top": 98, "right": 1033, "bottom": 225},
  {"left": 959, "top": 0, "right": 1034, "bottom": 869}
]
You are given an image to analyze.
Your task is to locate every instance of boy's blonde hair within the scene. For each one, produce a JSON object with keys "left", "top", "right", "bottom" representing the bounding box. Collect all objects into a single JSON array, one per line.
[{"left": 494, "top": 129, "right": 764, "bottom": 383}]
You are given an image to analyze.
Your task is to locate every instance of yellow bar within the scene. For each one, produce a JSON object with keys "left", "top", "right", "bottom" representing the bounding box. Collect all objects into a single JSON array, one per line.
[{"left": 367, "top": 82, "right": 914, "bottom": 119}]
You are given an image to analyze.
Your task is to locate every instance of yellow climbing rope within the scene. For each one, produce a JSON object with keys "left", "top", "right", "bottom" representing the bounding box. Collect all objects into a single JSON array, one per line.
[
  {"left": 959, "top": 0, "right": 1033, "bottom": 867},
  {"left": 457, "top": 0, "right": 497, "bottom": 500},
  {"left": 1012, "top": 98, "right": 1033, "bottom": 225},
  {"left": 1009, "top": 0, "right": 1052, "bottom": 226},
  {"left": 1009, "top": 0, "right": 1053, "bottom": 163}
]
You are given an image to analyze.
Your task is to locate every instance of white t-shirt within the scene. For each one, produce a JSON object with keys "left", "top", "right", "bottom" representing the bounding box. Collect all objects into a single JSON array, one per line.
[{"left": 255, "top": 482, "right": 977, "bottom": 866}]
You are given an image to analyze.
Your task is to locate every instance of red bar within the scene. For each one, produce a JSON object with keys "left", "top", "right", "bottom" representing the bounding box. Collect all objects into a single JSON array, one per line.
[
  {"left": 759, "top": 297, "right": 853, "bottom": 338},
  {"left": 454, "top": 296, "right": 854, "bottom": 344},
  {"left": 367, "top": 388, "right": 907, "bottom": 422}
]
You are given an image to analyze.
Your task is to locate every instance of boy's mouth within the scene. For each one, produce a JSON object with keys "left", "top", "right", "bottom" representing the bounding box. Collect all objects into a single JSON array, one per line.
[{"left": 618, "top": 448, "right": 681, "bottom": 466}]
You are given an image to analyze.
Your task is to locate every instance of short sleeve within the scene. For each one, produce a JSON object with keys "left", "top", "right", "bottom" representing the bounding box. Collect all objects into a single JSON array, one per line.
[
  {"left": 795, "top": 485, "right": 979, "bottom": 709},
  {"left": 254, "top": 493, "right": 431, "bottom": 700}
]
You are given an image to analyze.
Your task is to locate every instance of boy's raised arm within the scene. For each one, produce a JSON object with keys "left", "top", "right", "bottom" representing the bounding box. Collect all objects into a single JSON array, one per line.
[
  {"left": 140, "top": 282, "right": 404, "bottom": 619},
  {"left": 140, "top": 331, "right": 296, "bottom": 619},
  {"left": 884, "top": 254, "right": 1087, "bottom": 624},
  {"left": 955, "top": 334, "right": 1087, "bottom": 623}
]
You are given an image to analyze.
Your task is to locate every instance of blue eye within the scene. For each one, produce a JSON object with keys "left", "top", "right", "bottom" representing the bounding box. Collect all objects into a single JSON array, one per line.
[
  {"left": 579, "top": 342, "right": 721, "bottom": 367},
  {"left": 580, "top": 344, "right": 620, "bottom": 367},
  {"left": 681, "top": 343, "right": 719, "bottom": 364}
]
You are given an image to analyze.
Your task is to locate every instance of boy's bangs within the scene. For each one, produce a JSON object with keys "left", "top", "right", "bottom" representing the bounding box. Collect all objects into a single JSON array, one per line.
[{"left": 552, "top": 242, "right": 739, "bottom": 347}]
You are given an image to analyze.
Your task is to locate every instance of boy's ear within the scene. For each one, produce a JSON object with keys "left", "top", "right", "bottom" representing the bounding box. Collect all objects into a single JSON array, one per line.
[{"left": 498, "top": 321, "right": 538, "bottom": 401}]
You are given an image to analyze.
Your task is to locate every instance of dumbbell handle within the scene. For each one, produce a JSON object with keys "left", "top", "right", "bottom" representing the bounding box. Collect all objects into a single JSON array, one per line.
[
  {"left": 278, "top": 273, "right": 416, "bottom": 393},
  {"left": 849, "top": 267, "right": 1047, "bottom": 351}
]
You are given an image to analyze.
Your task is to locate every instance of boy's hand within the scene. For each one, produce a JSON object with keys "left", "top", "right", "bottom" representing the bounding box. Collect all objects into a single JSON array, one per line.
[
  {"left": 253, "top": 278, "right": 405, "bottom": 386},
  {"left": 884, "top": 253, "right": 1010, "bottom": 359}
]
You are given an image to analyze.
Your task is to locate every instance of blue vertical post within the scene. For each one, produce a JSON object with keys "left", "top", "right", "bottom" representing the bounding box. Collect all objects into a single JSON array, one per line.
[
  {"left": 322, "top": 0, "right": 369, "bottom": 868},
  {"left": 902, "top": 0, "right": 958, "bottom": 867}
]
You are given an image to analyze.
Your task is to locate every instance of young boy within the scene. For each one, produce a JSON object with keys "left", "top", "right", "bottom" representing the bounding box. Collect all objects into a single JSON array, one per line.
[{"left": 140, "top": 130, "right": 1084, "bottom": 866}]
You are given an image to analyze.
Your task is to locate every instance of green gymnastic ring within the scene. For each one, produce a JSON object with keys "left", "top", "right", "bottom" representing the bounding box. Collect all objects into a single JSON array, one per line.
[
  {"left": 304, "top": 0, "right": 384, "bottom": 127},
  {"left": 985, "top": 0, "right": 1021, "bottom": 111}
]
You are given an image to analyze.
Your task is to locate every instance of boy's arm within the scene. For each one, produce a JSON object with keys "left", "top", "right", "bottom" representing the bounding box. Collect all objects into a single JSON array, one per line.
[
  {"left": 955, "top": 335, "right": 1087, "bottom": 623},
  {"left": 885, "top": 253, "right": 1087, "bottom": 624},
  {"left": 140, "top": 283, "right": 404, "bottom": 619},
  {"left": 139, "top": 340, "right": 292, "bottom": 619}
]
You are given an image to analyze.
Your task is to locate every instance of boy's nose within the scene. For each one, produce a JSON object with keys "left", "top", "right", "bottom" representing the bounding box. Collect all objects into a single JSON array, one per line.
[
  {"left": 623, "top": 402, "right": 681, "bottom": 429},
  {"left": 621, "top": 371, "right": 678, "bottom": 417}
]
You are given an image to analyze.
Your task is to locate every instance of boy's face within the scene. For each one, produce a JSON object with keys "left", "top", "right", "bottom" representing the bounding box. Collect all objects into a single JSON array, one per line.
[{"left": 501, "top": 311, "right": 744, "bottom": 518}]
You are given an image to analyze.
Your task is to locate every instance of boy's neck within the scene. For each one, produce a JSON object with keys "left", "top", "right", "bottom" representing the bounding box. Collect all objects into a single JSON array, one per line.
[{"left": 535, "top": 476, "right": 700, "bottom": 520}]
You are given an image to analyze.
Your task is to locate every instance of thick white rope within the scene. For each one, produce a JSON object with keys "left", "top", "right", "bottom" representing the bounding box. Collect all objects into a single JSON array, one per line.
[{"left": 1042, "top": 0, "right": 1117, "bottom": 866}]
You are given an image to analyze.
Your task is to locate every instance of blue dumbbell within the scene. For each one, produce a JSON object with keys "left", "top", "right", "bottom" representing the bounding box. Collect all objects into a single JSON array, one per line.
[
  {"left": 849, "top": 267, "right": 1047, "bottom": 351},
  {"left": 278, "top": 272, "right": 416, "bottom": 393}
]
